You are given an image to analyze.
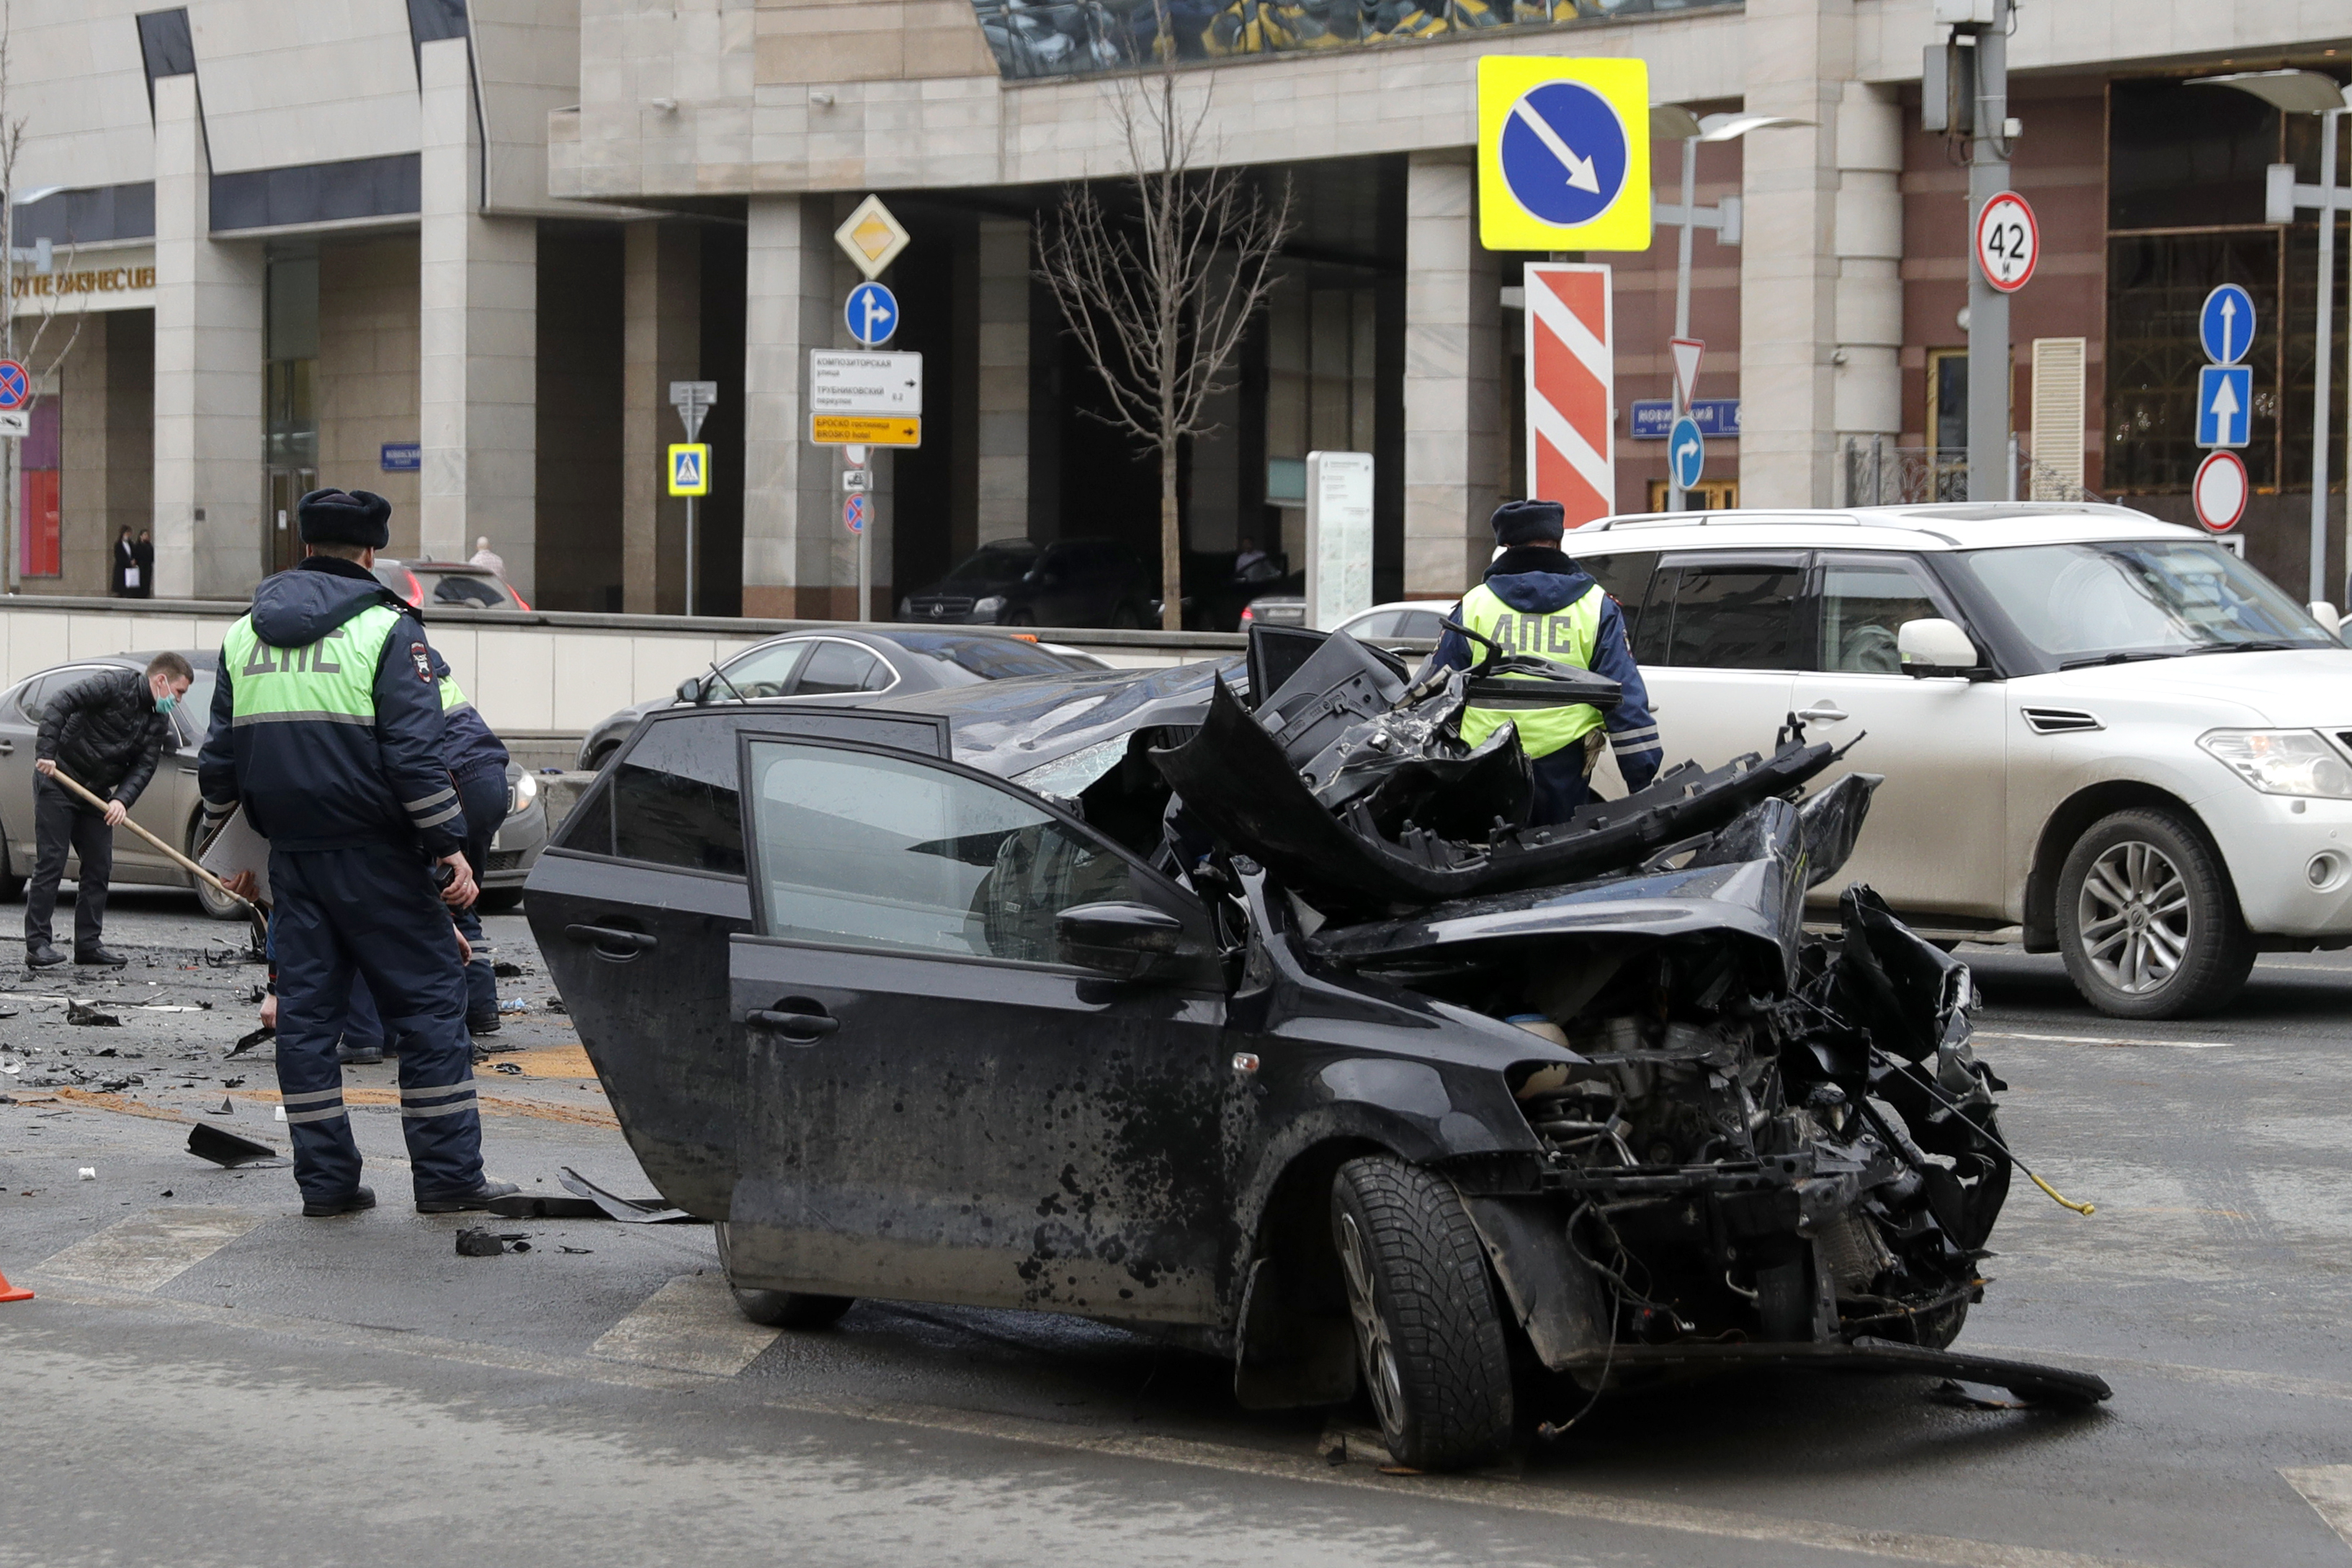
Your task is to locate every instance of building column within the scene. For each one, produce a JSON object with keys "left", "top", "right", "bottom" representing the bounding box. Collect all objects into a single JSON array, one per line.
[
  {"left": 419, "top": 35, "right": 536, "bottom": 593},
  {"left": 1832, "top": 79, "right": 1904, "bottom": 490},
  {"left": 1402, "top": 150, "right": 1500, "bottom": 601},
  {"left": 622, "top": 221, "right": 702, "bottom": 614},
  {"left": 1738, "top": 0, "right": 1853, "bottom": 507},
  {"left": 151, "top": 71, "right": 264, "bottom": 599},
  {"left": 742, "top": 195, "right": 838, "bottom": 619},
  {"left": 975, "top": 218, "right": 1031, "bottom": 546}
]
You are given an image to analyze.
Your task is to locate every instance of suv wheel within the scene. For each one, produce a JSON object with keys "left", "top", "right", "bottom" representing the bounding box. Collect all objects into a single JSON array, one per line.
[
  {"left": 189, "top": 820, "right": 247, "bottom": 921},
  {"left": 713, "top": 1221, "right": 854, "bottom": 1330},
  {"left": 1330, "top": 1155, "right": 1513, "bottom": 1471},
  {"left": 2057, "top": 807, "right": 2254, "bottom": 1019},
  {"left": 0, "top": 832, "right": 21, "bottom": 902}
]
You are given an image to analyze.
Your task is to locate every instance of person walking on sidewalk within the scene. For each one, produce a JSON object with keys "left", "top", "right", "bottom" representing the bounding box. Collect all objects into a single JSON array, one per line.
[
  {"left": 197, "top": 487, "right": 515, "bottom": 1220},
  {"left": 26, "top": 653, "right": 194, "bottom": 968}
]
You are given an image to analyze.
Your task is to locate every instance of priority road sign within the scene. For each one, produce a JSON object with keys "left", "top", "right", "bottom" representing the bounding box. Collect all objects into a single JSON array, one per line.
[
  {"left": 2194, "top": 449, "right": 2248, "bottom": 532},
  {"left": 2200, "top": 284, "right": 2255, "bottom": 366},
  {"left": 1973, "top": 191, "right": 2039, "bottom": 292},
  {"left": 834, "top": 194, "right": 911, "bottom": 282},
  {"left": 667, "top": 443, "right": 710, "bottom": 497},
  {"left": 844, "top": 494, "right": 869, "bottom": 535},
  {"left": 1668, "top": 416, "right": 1705, "bottom": 490},
  {"left": 1478, "top": 57, "right": 1650, "bottom": 253},
  {"left": 846, "top": 282, "right": 899, "bottom": 348},
  {"left": 2197, "top": 364, "right": 2252, "bottom": 449},
  {"left": 0, "top": 359, "right": 29, "bottom": 411}
]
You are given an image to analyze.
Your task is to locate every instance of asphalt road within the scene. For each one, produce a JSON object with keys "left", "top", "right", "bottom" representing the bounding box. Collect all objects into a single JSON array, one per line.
[{"left": 4, "top": 891, "right": 2350, "bottom": 1567}]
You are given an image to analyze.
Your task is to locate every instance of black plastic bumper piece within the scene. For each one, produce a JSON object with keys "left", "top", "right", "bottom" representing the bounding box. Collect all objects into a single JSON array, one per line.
[{"left": 1552, "top": 1335, "right": 2113, "bottom": 1407}]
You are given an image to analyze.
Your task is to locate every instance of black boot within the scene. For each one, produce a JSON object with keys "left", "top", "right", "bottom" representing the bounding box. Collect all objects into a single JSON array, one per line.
[
  {"left": 25, "top": 942, "right": 65, "bottom": 968},
  {"left": 302, "top": 1185, "right": 376, "bottom": 1218},
  {"left": 74, "top": 944, "right": 127, "bottom": 967},
  {"left": 415, "top": 1179, "right": 519, "bottom": 1214}
]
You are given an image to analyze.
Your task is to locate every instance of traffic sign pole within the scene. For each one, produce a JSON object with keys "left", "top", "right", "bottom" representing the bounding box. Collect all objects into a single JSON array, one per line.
[{"left": 1964, "top": 0, "right": 2014, "bottom": 503}]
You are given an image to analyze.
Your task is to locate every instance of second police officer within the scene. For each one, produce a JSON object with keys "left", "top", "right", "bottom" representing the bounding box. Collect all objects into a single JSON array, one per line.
[{"left": 197, "top": 488, "right": 516, "bottom": 1219}]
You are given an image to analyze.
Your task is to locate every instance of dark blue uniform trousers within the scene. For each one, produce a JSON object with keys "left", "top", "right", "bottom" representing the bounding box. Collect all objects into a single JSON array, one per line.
[
  {"left": 1529, "top": 748, "right": 1593, "bottom": 826},
  {"left": 341, "top": 766, "right": 506, "bottom": 1051},
  {"left": 272, "top": 844, "right": 484, "bottom": 1204}
]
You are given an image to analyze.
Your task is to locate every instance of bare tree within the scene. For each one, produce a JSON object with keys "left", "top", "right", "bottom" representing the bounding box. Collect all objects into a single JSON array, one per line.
[
  {"left": 1036, "top": 4, "right": 1294, "bottom": 631},
  {"left": 0, "top": 1, "right": 85, "bottom": 593}
]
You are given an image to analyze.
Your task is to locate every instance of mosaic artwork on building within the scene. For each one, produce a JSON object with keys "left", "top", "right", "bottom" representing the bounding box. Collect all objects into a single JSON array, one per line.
[{"left": 970, "top": 0, "right": 1725, "bottom": 79}]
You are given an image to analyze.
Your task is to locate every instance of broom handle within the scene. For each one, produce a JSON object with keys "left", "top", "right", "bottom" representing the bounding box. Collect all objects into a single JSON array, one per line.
[{"left": 43, "top": 763, "right": 262, "bottom": 915}]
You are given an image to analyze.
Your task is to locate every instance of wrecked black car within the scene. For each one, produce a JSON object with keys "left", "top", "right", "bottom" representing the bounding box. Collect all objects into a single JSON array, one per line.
[{"left": 527, "top": 625, "right": 2107, "bottom": 1471}]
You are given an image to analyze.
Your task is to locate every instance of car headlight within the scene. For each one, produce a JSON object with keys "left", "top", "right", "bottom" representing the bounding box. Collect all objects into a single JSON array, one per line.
[
  {"left": 510, "top": 770, "right": 540, "bottom": 814},
  {"left": 972, "top": 596, "right": 1007, "bottom": 616},
  {"left": 2198, "top": 730, "right": 2352, "bottom": 798}
]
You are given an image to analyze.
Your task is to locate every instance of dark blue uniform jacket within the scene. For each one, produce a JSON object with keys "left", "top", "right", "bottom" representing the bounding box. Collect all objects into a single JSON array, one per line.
[
  {"left": 429, "top": 648, "right": 510, "bottom": 781},
  {"left": 197, "top": 557, "right": 466, "bottom": 859},
  {"left": 1430, "top": 544, "right": 1666, "bottom": 792}
]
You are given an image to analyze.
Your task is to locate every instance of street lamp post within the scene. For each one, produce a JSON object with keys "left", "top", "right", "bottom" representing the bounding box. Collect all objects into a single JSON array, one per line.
[
  {"left": 1648, "top": 107, "right": 1809, "bottom": 511},
  {"left": 2195, "top": 69, "right": 2352, "bottom": 601}
]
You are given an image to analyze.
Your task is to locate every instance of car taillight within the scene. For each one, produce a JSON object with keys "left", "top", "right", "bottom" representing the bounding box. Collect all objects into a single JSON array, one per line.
[
  {"left": 1240, "top": 606, "right": 1254, "bottom": 622},
  {"left": 402, "top": 569, "right": 422, "bottom": 605},
  {"left": 1011, "top": 633, "right": 1039, "bottom": 642},
  {"left": 507, "top": 583, "right": 530, "bottom": 611}
]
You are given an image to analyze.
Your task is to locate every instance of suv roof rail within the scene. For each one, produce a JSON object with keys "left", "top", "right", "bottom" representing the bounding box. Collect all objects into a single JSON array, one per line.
[{"left": 1586, "top": 511, "right": 1869, "bottom": 532}]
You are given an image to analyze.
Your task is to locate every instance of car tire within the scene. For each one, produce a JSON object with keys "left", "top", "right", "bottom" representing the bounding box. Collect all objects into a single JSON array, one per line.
[
  {"left": 475, "top": 888, "right": 523, "bottom": 915},
  {"left": 583, "top": 743, "right": 620, "bottom": 772},
  {"left": 0, "top": 832, "right": 21, "bottom": 902},
  {"left": 1329, "top": 1155, "right": 1513, "bottom": 1471},
  {"left": 713, "top": 1221, "right": 855, "bottom": 1330},
  {"left": 2057, "top": 807, "right": 2255, "bottom": 1020},
  {"left": 188, "top": 819, "right": 247, "bottom": 921}
]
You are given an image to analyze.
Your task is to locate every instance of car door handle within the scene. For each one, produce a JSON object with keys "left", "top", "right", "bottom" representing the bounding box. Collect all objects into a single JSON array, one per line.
[
  {"left": 746, "top": 1008, "right": 839, "bottom": 1039},
  {"left": 1795, "top": 703, "right": 1851, "bottom": 722},
  {"left": 0, "top": 740, "right": 12, "bottom": 755},
  {"left": 565, "top": 923, "right": 658, "bottom": 957}
]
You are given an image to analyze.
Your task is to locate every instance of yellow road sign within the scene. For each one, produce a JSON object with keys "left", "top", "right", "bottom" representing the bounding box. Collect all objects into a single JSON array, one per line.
[
  {"left": 1477, "top": 57, "right": 1651, "bottom": 253},
  {"left": 667, "top": 443, "right": 710, "bottom": 496},
  {"left": 810, "top": 415, "right": 921, "bottom": 448}
]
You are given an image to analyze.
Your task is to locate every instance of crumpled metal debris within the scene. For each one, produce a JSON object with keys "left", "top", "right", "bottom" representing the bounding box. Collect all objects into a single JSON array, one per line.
[
  {"left": 455, "top": 1227, "right": 530, "bottom": 1257},
  {"left": 65, "top": 1000, "right": 120, "bottom": 1027}
]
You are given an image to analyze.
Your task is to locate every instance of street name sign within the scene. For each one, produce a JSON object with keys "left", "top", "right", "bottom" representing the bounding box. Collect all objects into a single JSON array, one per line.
[
  {"left": 810, "top": 350, "right": 922, "bottom": 447},
  {"left": 1973, "top": 191, "right": 2039, "bottom": 292},
  {"left": 1478, "top": 58, "right": 1650, "bottom": 252},
  {"left": 1632, "top": 398, "right": 1740, "bottom": 439}
]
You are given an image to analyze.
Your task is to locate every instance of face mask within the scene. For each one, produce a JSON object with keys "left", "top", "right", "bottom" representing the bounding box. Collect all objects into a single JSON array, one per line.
[{"left": 155, "top": 693, "right": 177, "bottom": 714}]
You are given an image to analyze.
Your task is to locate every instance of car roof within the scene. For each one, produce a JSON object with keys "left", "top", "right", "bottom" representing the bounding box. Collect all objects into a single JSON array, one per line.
[
  {"left": 382, "top": 559, "right": 501, "bottom": 574},
  {"left": 865, "top": 658, "right": 1240, "bottom": 777},
  {"left": 1346, "top": 599, "right": 1455, "bottom": 615},
  {"left": 1566, "top": 503, "right": 2202, "bottom": 554}
]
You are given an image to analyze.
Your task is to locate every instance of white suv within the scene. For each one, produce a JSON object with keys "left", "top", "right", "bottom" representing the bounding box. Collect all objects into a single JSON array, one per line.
[{"left": 1565, "top": 503, "right": 2351, "bottom": 1019}]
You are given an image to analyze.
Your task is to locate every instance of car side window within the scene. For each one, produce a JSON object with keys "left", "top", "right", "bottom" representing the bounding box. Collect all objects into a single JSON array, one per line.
[
  {"left": 719, "top": 640, "right": 811, "bottom": 699},
  {"left": 9, "top": 674, "right": 53, "bottom": 724},
  {"left": 1820, "top": 557, "right": 1949, "bottom": 675},
  {"left": 1578, "top": 549, "right": 1658, "bottom": 618},
  {"left": 607, "top": 720, "right": 744, "bottom": 875},
  {"left": 1344, "top": 611, "right": 1398, "bottom": 641},
  {"left": 1635, "top": 559, "right": 1805, "bottom": 671},
  {"left": 1394, "top": 611, "right": 1446, "bottom": 640},
  {"left": 746, "top": 739, "right": 1131, "bottom": 965},
  {"left": 792, "top": 641, "right": 890, "bottom": 696}
]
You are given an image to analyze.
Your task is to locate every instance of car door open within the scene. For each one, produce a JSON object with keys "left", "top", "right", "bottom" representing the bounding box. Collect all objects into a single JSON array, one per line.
[
  {"left": 1602, "top": 554, "right": 1805, "bottom": 792},
  {"left": 723, "top": 731, "right": 1232, "bottom": 1322}
]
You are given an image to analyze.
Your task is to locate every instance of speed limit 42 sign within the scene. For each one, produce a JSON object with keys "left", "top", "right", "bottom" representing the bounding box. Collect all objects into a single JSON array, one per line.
[{"left": 1975, "top": 192, "right": 2039, "bottom": 292}]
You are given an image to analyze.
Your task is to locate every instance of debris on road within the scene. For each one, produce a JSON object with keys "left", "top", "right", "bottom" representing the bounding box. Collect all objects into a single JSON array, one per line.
[
  {"left": 556, "top": 1165, "right": 694, "bottom": 1224},
  {"left": 77, "top": 1167, "right": 95, "bottom": 1180},
  {"left": 66, "top": 1000, "right": 120, "bottom": 1028},
  {"left": 225, "top": 1026, "right": 273, "bottom": 1058},
  {"left": 187, "top": 1123, "right": 287, "bottom": 1168},
  {"left": 455, "top": 1228, "right": 532, "bottom": 1256}
]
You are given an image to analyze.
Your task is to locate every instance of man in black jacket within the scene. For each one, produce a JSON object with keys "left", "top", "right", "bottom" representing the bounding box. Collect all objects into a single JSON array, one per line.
[{"left": 27, "top": 653, "right": 196, "bottom": 967}]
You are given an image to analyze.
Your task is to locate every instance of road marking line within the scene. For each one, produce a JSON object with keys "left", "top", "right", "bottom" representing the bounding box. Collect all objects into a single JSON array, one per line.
[
  {"left": 36, "top": 1206, "right": 262, "bottom": 1291},
  {"left": 1975, "top": 1031, "right": 2233, "bottom": 1049},
  {"left": 2283, "top": 1468, "right": 2352, "bottom": 1552},
  {"left": 590, "top": 1273, "right": 780, "bottom": 1376}
]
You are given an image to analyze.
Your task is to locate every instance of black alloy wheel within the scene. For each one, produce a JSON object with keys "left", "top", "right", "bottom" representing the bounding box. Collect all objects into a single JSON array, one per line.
[
  {"left": 2057, "top": 807, "right": 2255, "bottom": 1020},
  {"left": 1329, "top": 1155, "right": 1513, "bottom": 1471}
]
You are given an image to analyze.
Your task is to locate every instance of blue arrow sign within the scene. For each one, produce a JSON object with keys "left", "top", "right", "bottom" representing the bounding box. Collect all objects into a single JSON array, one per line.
[
  {"left": 2197, "top": 364, "right": 2252, "bottom": 449},
  {"left": 846, "top": 282, "right": 899, "bottom": 348},
  {"left": 1668, "top": 416, "right": 1705, "bottom": 490},
  {"left": 2199, "top": 284, "right": 2254, "bottom": 367},
  {"left": 1496, "top": 81, "right": 1631, "bottom": 229}
]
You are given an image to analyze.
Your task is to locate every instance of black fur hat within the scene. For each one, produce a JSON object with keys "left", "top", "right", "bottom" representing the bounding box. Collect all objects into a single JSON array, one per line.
[
  {"left": 1491, "top": 498, "right": 1565, "bottom": 547},
  {"left": 297, "top": 488, "right": 392, "bottom": 549}
]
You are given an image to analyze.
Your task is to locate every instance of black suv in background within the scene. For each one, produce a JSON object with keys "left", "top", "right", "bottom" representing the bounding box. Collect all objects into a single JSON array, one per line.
[{"left": 900, "top": 538, "right": 1151, "bottom": 629}]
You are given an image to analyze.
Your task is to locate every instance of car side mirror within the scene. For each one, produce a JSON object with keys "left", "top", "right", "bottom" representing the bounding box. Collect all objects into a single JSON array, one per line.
[
  {"left": 1897, "top": 617, "right": 1979, "bottom": 678},
  {"left": 677, "top": 676, "right": 705, "bottom": 704},
  {"left": 2311, "top": 601, "right": 2343, "bottom": 640},
  {"left": 1055, "top": 901, "right": 1192, "bottom": 981}
]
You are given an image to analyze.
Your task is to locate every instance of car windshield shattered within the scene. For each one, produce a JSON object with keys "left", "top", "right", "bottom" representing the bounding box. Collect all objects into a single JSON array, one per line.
[
  {"left": 531, "top": 624, "right": 2111, "bottom": 1475},
  {"left": 1952, "top": 539, "right": 2333, "bottom": 667}
]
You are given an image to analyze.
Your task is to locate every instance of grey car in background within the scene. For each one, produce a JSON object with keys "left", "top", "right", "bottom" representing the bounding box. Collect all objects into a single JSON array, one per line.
[{"left": 0, "top": 650, "right": 547, "bottom": 918}]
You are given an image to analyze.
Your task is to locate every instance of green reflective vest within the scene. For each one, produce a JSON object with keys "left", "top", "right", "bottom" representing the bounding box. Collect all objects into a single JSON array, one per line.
[
  {"left": 220, "top": 603, "right": 403, "bottom": 728},
  {"left": 439, "top": 673, "right": 469, "bottom": 714},
  {"left": 1455, "top": 582, "right": 1606, "bottom": 761}
]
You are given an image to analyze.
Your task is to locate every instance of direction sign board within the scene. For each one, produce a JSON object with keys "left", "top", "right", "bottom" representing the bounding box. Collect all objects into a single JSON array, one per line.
[
  {"left": 834, "top": 194, "right": 911, "bottom": 282},
  {"left": 2200, "top": 284, "right": 2255, "bottom": 366},
  {"left": 0, "top": 359, "right": 29, "bottom": 411},
  {"left": 1668, "top": 417, "right": 1705, "bottom": 490},
  {"left": 1478, "top": 58, "right": 1650, "bottom": 253},
  {"left": 2197, "top": 364, "right": 2253, "bottom": 449},
  {"left": 667, "top": 443, "right": 710, "bottom": 497},
  {"left": 669, "top": 380, "right": 717, "bottom": 442},
  {"left": 846, "top": 282, "right": 899, "bottom": 348},
  {"left": 810, "top": 350, "right": 922, "bottom": 447},
  {"left": 2194, "top": 449, "right": 2248, "bottom": 532},
  {"left": 844, "top": 494, "right": 869, "bottom": 535},
  {"left": 1973, "top": 191, "right": 2039, "bottom": 292}
]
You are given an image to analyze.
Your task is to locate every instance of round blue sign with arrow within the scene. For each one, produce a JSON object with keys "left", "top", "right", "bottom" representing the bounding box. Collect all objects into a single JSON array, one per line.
[
  {"left": 846, "top": 282, "right": 899, "bottom": 348},
  {"left": 0, "top": 359, "right": 29, "bottom": 412},
  {"left": 1668, "top": 416, "right": 1705, "bottom": 490},
  {"left": 2199, "top": 283, "right": 2253, "bottom": 367},
  {"left": 1497, "top": 80, "right": 1632, "bottom": 230}
]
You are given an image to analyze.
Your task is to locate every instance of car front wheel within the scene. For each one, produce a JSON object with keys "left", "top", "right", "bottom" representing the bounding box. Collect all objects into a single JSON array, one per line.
[
  {"left": 712, "top": 1221, "right": 854, "bottom": 1330},
  {"left": 189, "top": 820, "right": 247, "bottom": 921},
  {"left": 1330, "top": 1155, "right": 1513, "bottom": 1471},
  {"left": 2057, "top": 807, "right": 2254, "bottom": 1019}
]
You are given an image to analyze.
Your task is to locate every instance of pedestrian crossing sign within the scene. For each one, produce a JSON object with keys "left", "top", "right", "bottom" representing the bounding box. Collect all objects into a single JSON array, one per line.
[
  {"left": 1477, "top": 56, "right": 1651, "bottom": 253},
  {"left": 667, "top": 443, "right": 710, "bottom": 497}
]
